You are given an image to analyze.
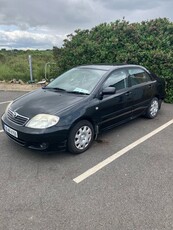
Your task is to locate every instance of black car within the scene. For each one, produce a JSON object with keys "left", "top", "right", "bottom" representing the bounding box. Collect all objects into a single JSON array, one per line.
[{"left": 1, "top": 64, "right": 165, "bottom": 154}]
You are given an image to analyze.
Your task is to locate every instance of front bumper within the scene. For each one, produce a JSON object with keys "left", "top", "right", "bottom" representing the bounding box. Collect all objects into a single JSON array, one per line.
[{"left": 1, "top": 114, "right": 70, "bottom": 151}]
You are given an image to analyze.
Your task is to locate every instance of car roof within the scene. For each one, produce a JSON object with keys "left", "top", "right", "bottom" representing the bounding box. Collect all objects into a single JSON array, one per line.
[{"left": 78, "top": 64, "right": 145, "bottom": 71}]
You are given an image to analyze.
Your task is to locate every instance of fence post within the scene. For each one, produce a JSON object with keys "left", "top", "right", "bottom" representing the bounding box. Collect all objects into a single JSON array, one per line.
[{"left": 28, "top": 55, "right": 33, "bottom": 82}]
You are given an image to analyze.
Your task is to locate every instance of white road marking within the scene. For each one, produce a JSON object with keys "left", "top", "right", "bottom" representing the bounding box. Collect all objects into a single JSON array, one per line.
[
  {"left": 0, "top": 130, "right": 4, "bottom": 133},
  {"left": 0, "top": 101, "right": 12, "bottom": 105},
  {"left": 73, "top": 119, "right": 173, "bottom": 184}
]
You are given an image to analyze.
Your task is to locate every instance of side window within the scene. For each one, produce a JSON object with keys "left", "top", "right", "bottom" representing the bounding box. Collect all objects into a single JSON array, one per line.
[
  {"left": 128, "top": 68, "right": 152, "bottom": 86},
  {"left": 103, "top": 69, "right": 127, "bottom": 91}
]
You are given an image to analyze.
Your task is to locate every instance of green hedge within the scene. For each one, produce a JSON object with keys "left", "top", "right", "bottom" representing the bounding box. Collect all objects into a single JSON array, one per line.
[{"left": 53, "top": 18, "right": 173, "bottom": 103}]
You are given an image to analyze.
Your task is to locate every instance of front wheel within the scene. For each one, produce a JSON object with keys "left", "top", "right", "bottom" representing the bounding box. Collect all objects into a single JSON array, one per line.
[
  {"left": 145, "top": 97, "right": 159, "bottom": 119},
  {"left": 67, "top": 120, "right": 94, "bottom": 154}
]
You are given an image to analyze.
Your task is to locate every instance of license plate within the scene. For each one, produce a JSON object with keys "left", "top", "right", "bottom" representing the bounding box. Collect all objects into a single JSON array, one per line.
[{"left": 4, "top": 125, "right": 18, "bottom": 138}]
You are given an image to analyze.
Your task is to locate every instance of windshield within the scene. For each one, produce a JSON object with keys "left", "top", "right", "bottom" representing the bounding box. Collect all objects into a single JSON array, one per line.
[{"left": 46, "top": 68, "right": 107, "bottom": 94}]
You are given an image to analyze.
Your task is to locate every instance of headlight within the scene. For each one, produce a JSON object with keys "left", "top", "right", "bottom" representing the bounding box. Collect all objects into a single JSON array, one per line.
[{"left": 26, "top": 114, "right": 59, "bottom": 129}]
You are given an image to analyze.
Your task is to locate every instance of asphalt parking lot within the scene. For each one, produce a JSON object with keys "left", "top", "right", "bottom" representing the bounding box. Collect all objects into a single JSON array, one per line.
[{"left": 0, "top": 90, "right": 173, "bottom": 230}]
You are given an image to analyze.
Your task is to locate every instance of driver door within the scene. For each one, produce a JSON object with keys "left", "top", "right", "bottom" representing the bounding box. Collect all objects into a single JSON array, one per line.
[{"left": 98, "top": 68, "right": 133, "bottom": 131}]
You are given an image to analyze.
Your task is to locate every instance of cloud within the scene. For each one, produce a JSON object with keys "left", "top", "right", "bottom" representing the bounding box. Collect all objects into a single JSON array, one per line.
[
  {"left": 0, "top": 0, "right": 96, "bottom": 33},
  {"left": 0, "top": 29, "right": 65, "bottom": 49},
  {"left": 1, "top": 0, "right": 171, "bottom": 32},
  {"left": 96, "top": 0, "right": 172, "bottom": 10}
]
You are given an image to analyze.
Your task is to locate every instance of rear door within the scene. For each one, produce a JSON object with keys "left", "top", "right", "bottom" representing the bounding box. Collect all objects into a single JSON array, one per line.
[{"left": 127, "top": 67, "right": 156, "bottom": 117}]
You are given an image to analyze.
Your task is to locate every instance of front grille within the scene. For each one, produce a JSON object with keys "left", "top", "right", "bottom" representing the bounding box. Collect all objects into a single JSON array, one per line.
[{"left": 7, "top": 109, "right": 29, "bottom": 126}]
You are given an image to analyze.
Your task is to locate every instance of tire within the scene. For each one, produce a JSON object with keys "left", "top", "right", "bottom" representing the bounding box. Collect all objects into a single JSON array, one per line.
[
  {"left": 67, "top": 120, "right": 94, "bottom": 154},
  {"left": 145, "top": 97, "right": 159, "bottom": 119}
]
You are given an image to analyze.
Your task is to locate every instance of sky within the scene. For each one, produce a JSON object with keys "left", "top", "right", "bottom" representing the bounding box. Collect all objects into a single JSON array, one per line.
[{"left": 0, "top": 0, "right": 173, "bottom": 50}]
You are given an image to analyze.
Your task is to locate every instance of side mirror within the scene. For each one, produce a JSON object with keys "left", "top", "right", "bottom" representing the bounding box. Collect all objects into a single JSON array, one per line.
[{"left": 102, "top": 87, "right": 116, "bottom": 95}]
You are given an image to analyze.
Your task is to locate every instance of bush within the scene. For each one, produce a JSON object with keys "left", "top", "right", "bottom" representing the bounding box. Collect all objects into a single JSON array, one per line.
[{"left": 53, "top": 18, "right": 173, "bottom": 103}]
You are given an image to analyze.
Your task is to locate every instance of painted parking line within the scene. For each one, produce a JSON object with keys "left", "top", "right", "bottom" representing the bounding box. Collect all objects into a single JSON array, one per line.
[
  {"left": 73, "top": 118, "right": 173, "bottom": 184},
  {"left": 0, "top": 101, "right": 12, "bottom": 105},
  {"left": 0, "top": 130, "right": 4, "bottom": 133}
]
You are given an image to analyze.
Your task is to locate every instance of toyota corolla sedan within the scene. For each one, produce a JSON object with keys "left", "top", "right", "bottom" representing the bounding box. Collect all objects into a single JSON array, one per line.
[{"left": 1, "top": 64, "right": 165, "bottom": 154}]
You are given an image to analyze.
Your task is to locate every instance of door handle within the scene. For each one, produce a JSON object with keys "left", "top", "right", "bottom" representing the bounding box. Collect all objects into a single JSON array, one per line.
[
  {"left": 125, "top": 91, "right": 132, "bottom": 96},
  {"left": 148, "top": 84, "right": 152, "bottom": 88}
]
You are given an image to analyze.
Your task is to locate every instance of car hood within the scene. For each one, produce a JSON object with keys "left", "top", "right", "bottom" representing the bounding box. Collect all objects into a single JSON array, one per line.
[{"left": 10, "top": 88, "right": 86, "bottom": 118}]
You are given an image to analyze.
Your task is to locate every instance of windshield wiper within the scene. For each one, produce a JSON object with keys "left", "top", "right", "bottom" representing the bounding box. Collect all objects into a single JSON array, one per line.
[
  {"left": 43, "top": 87, "right": 66, "bottom": 92},
  {"left": 52, "top": 87, "right": 66, "bottom": 91},
  {"left": 67, "top": 91, "right": 89, "bottom": 95}
]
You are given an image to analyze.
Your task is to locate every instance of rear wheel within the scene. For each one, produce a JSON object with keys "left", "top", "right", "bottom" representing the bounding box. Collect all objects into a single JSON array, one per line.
[
  {"left": 67, "top": 120, "right": 94, "bottom": 154},
  {"left": 145, "top": 97, "right": 159, "bottom": 119}
]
